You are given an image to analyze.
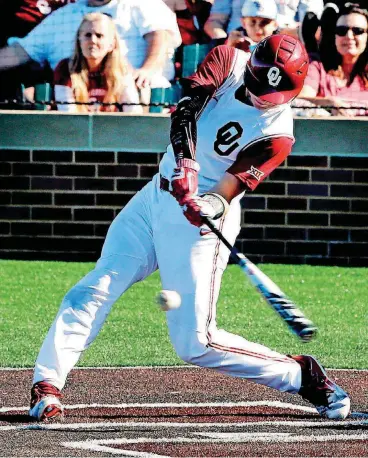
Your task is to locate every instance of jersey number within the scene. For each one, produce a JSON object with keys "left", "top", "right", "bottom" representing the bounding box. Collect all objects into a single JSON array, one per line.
[{"left": 214, "top": 122, "right": 243, "bottom": 156}]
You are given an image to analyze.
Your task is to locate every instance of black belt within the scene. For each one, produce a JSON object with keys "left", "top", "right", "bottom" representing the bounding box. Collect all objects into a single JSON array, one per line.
[{"left": 160, "top": 175, "right": 170, "bottom": 192}]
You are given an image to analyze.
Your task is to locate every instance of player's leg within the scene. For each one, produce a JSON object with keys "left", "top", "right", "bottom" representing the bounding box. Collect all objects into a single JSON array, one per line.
[
  {"left": 155, "top": 194, "right": 350, "bottom": 419},
  {"left": 30, "top": 180, "right": 158, "bottom": 421},
  {"left": 156, "top": 195, "right": 300, "bottom": 391}
]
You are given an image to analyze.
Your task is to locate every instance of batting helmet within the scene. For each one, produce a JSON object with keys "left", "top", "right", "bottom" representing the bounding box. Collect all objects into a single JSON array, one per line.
[{"left": 244, "top": 34, "right": 309, "bottom": 104}]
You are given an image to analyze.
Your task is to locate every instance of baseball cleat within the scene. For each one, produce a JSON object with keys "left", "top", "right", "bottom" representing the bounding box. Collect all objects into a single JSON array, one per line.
[
  {"left": 291, "top": 354, "right": 350, "bottom": 420},
  {"left": 29, "top": 381, "right": 63, "bottom": 421}
]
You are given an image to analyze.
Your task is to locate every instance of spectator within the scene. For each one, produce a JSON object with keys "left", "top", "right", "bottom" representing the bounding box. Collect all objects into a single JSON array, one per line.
[
  {"left": 0, "top": 0, "right": 77, "bottom": 47},
  {"left": 164, "top": 0, "right": 213, "bottom": 45},
  {"left": 186, "top": 0, "right": 214, "bottom": 35},
  {"left": 297, "top": 3, "right": 368, "bottom": 116},
  {"left": 204, "top": 0, "right": 243, "bottom": 43},
  {"left": 54, "top": 12, "right": 142, "bottom": 113},
  {"left": 0, "top": 0, "right": 77, "bottom": 104},
  {"left": 325, "top": 0, "right": 365, "bottom": 9},
  {"left": 0, "top": 0, "right": 182, "bottom": 97},
  {"left": 204, "top": 0, "right": 324, "bottom": 44},
  {"left": 226, "top": 0, "right": 278, "bottom": 52},
  {"left": 277, "top": 0, "right": 324, "bottom": 38}
]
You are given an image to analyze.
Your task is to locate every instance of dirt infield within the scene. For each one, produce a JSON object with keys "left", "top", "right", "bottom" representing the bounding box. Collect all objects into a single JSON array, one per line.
[{"left": 0, "top": 367, "right": 367, "bottom": 457}]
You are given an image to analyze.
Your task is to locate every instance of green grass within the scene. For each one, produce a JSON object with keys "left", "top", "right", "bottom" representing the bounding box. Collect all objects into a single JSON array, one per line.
[{"left": 0, "top": 260, "right": 367, "bottom": 369}]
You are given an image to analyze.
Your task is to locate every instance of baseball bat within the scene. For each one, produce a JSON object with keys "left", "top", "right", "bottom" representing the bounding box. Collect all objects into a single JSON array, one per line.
[{"left": 202, "top": 216, "right": 317, "bottom": 342}]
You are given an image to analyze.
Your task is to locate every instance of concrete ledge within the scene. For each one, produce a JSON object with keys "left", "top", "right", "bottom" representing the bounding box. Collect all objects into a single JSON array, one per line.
[{"left": 0, "top": 111, "right": 368, "bottom": 156}]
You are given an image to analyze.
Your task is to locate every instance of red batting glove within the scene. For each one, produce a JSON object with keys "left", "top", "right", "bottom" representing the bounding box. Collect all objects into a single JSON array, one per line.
[
  {"left": 171, "top": 159, "right": 200, "bottom": 205},
  {"left": 182, "top": 193, "right": 229, "bottom": 227},
  {"left": 182, "top": 197, "right": 203, "bottom": 227}
]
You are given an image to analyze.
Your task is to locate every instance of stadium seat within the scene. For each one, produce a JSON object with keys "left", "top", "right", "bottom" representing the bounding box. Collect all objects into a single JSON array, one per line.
[
  {"left": 149, "top": 81, "right": 183, "bottom": 113},
  {"left": 34, "top": 83, "right": 52, "bottom": 111},
  {"left": 181, "top": 43, "right": 212, "bottom": 78}
]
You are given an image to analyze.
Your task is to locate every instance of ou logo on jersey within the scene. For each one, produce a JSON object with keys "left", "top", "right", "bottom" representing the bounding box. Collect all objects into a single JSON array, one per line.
[{"left": 267, "top": 67, "right": 282, "bottom": 87}]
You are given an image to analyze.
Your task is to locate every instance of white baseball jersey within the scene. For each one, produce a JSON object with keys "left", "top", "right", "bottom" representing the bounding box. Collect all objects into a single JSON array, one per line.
[{"left": 160, "top": 45, "right": 294, "bottom": 194}]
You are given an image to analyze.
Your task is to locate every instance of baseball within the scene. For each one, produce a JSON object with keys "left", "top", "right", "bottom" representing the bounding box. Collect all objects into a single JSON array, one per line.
[{"left": 156, "top": 290, "right": 181, "bottom": 311}]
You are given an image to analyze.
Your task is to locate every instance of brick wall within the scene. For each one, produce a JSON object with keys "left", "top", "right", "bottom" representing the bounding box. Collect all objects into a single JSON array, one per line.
[{"left": 0, "top": 150, "right": 367, "bottom": 266}]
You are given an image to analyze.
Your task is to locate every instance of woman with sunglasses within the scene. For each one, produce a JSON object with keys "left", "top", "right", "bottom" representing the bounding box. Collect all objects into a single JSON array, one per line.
[{"left": 297, "top": 3, "right": 368, "bottom": 116}]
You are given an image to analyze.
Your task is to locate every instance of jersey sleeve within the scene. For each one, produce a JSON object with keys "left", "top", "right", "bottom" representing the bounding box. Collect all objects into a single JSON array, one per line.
[
  {"left": 227, "top": 136, "right": 294, "bottom": 191},
  {"left": 183, "top": 45, "right": 237, "bottom": 96}
]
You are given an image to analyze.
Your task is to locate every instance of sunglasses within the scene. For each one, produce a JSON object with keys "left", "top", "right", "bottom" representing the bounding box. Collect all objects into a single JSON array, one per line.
[{"left": 335, "top": 25, "right": 368, "bottom": 36}]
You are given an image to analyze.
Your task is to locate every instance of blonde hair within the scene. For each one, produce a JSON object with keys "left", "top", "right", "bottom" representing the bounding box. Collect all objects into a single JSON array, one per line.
[{"left": 69, "top": 12, "right": 128, "bottom": 112}]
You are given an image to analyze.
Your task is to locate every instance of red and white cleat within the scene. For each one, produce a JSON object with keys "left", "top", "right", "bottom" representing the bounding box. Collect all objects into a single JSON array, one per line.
[
  {"left": 291, "top": 354, "right": 350, "bottom": 420},
  {"left": 29, "top": 381, "right": 63, "bottom": 421}
]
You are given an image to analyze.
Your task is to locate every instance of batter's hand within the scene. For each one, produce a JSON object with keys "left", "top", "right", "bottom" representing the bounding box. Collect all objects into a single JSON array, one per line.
[
  {"left": 171, "top": 159, "right": 200, "bottom": 205},
  {"left": 182, "top": 193, "right": 229, "bottom": 227}
]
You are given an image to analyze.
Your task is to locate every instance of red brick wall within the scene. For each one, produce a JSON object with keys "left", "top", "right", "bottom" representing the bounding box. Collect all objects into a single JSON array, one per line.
[{"left": 0, "top": 150, "right": 367, "bottom": 266}]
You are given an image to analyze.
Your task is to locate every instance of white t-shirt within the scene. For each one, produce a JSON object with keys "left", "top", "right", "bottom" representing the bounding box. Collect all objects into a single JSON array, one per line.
[
  {"left": 276, "top": 0, "right": 324, "bottom": 28},
  {"left": 10, "top": 0, "right": 182, "bottom": 81},
  {"left": 210, "top": 0, "right": 243, "bottom": 33},
  {"left": 163, "top": 0, "right": 187, "bottom": 12}
]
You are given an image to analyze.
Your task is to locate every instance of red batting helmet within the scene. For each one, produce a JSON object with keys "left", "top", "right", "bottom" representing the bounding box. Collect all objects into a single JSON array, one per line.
[{"left": 244, "top": 34, "right": 309, "bottom": 104}]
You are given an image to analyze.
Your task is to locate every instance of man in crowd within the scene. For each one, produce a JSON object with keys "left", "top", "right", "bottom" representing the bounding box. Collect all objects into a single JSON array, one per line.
[
  {"left": 204, "top": 0, "right": 324, "bottom": 43},
  {"left": 0, "top": 0, "right": 77, "bottom": 102},
  {"left": 0, "top": 0, "right": 181, "bottom": 103}
]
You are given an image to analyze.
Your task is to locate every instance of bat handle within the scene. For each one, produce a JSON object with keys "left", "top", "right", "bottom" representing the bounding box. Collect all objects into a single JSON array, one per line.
[{"left": 202, "top": 216, "right": 241, "bottom": 262}]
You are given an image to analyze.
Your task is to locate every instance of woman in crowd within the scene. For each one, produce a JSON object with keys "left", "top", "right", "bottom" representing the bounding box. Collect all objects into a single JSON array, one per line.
[
  {"left": 297, "top": 3, "right": 368, "bottom": 116},
  {"left": 54, "top": 12, "right": 142, "bottom": 113}
]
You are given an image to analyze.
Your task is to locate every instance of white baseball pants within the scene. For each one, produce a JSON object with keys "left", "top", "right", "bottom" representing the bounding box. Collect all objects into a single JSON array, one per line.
[{"left": 34, "top": 174, "right": 301, "bottom": 393}]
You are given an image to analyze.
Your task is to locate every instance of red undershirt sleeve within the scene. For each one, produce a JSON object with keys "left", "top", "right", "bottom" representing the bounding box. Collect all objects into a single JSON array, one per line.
[{"left": 227, "top": 136, "right": 294, "bottom": 192}]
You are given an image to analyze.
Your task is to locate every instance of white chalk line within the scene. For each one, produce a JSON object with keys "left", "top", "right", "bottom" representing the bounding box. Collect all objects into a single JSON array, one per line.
[
  {"left": 0, "top": 400, "right": 316, "bottom": 414},
  {"left": 61, "top": 432, "right": 368, "bottom": 458},
  {"left": 1, "top": 400, "right": 367, "bottom": 432},
  {"left": 1, "top": 419, "right": 368, "bottom": 432}
]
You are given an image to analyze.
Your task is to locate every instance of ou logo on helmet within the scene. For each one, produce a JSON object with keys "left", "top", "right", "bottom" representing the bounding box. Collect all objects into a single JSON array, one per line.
[{"left": 267, "top": 67, "right": 282, "bottom": 87}]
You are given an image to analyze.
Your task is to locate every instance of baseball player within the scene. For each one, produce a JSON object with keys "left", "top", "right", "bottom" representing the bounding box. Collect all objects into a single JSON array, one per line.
[{"left": 29, "top": 34, "right": 351, "bottom": 422}]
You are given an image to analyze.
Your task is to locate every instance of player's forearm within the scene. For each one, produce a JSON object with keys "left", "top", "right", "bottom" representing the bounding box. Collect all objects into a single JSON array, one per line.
[
  {"left": 170, "top": 93, "right": 209, "bottom": 162},
  {"left": 210, "top": 172, "right": 245, "bottom": 203},
  {"left": 0, "top": 43, "right": 31, "bottom": 71}
]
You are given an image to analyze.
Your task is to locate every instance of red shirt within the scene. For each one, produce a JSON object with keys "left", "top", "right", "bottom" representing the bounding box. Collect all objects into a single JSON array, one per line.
[
  {"left": 2, "top": 0, "right": 76, "bottom": 41},
  {"left": 305, "top": 60, "right": 368, "bottom": 115},
  {"left": 54, "top": 58, "right": 113, "bottom": 111}
]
